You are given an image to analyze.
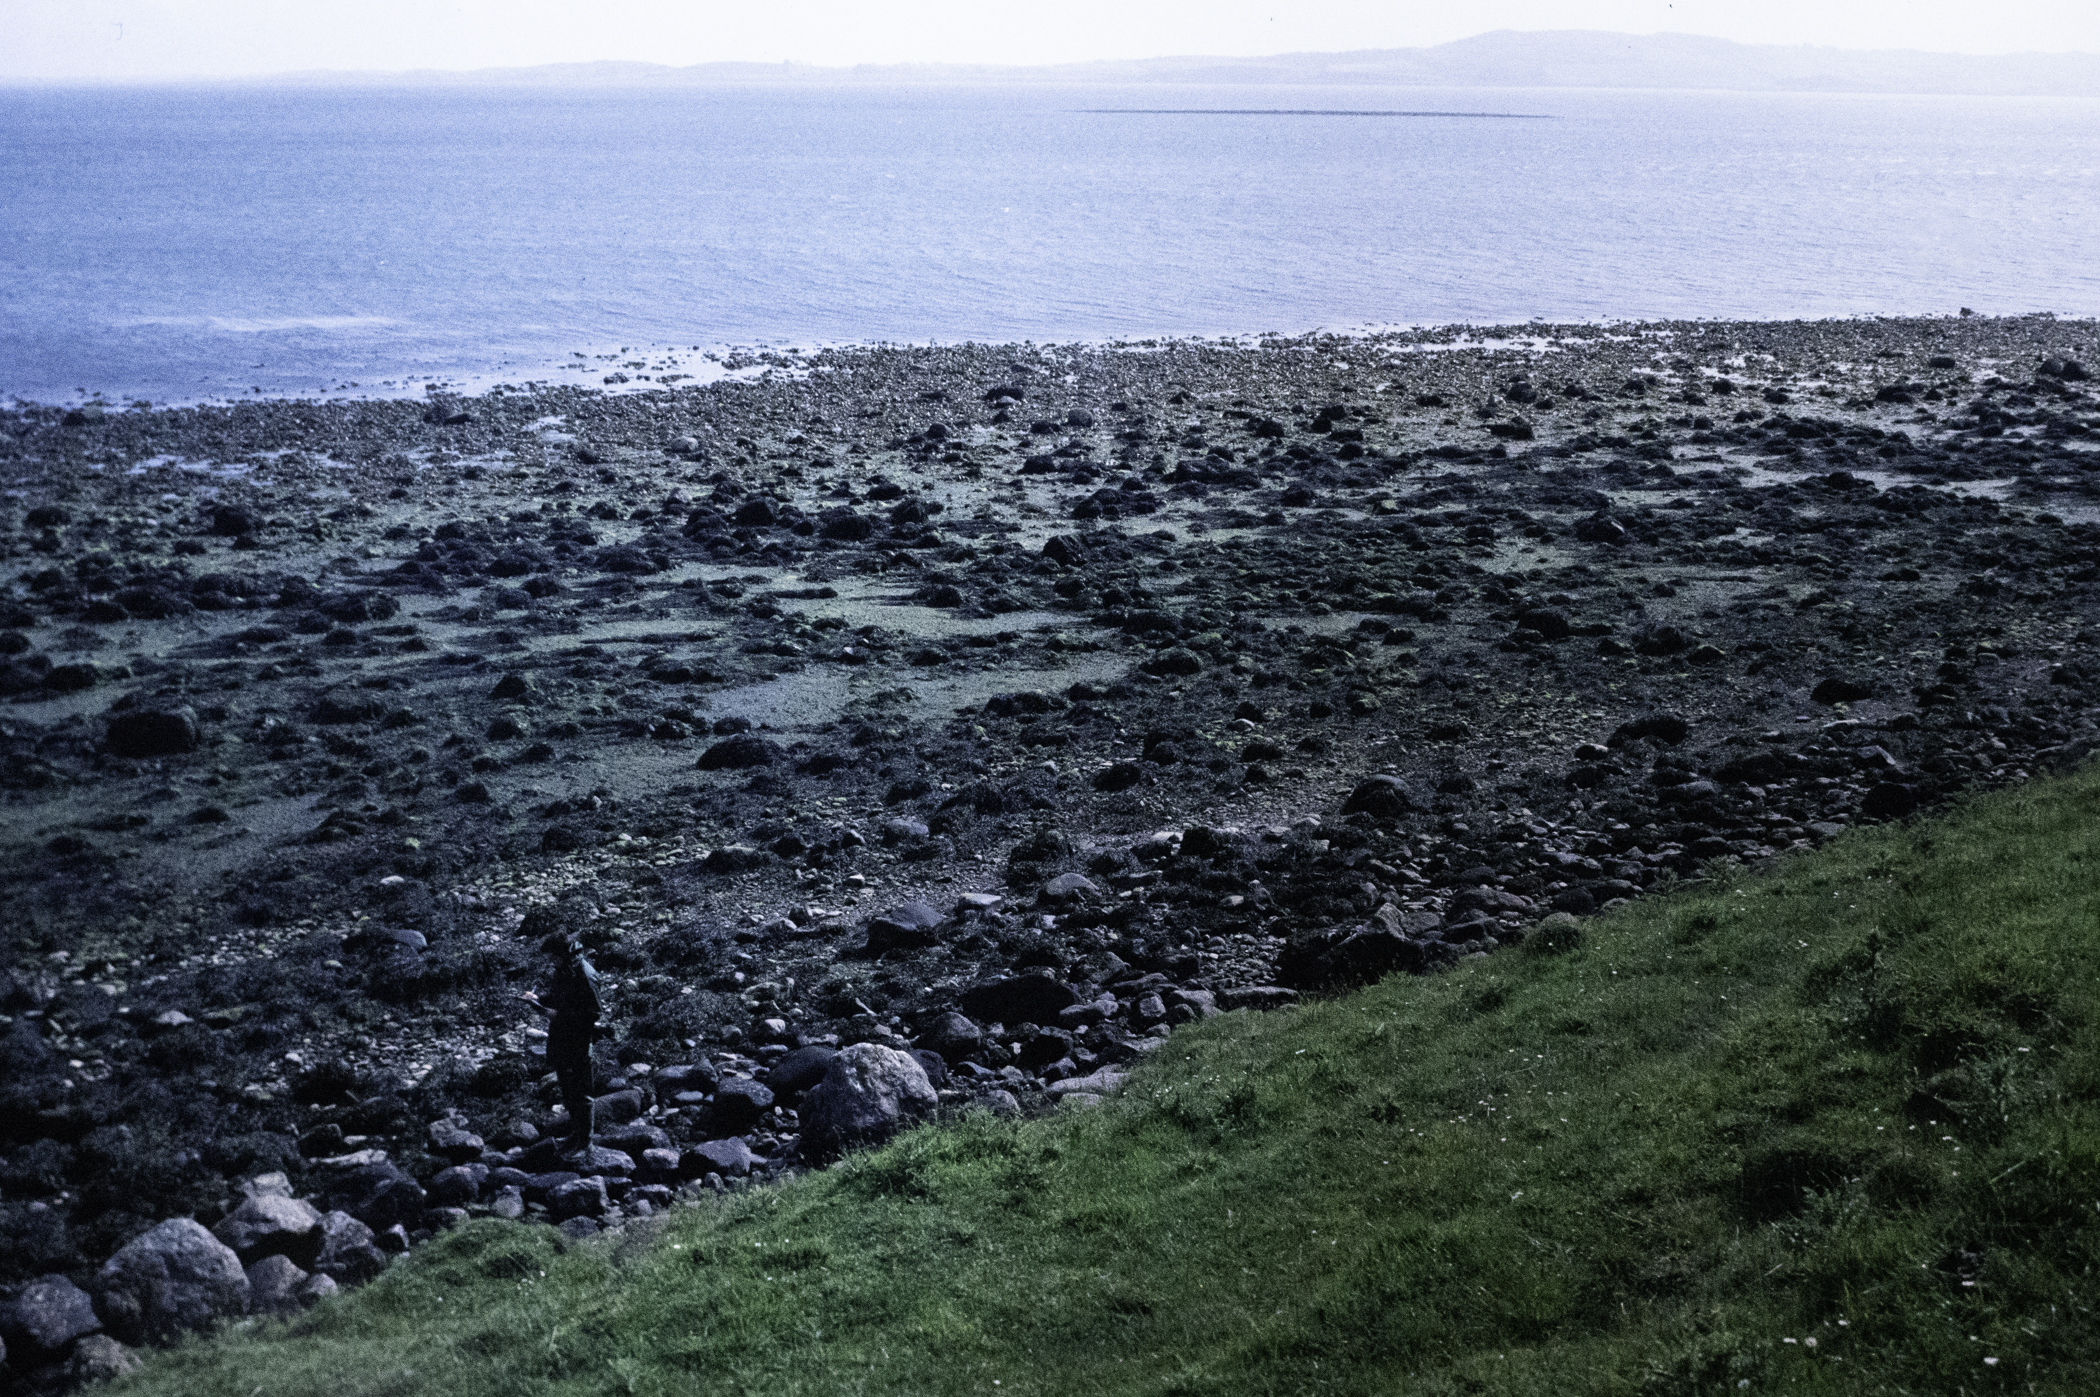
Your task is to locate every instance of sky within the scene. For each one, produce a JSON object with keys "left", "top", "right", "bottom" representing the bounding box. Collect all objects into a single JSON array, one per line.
[{"left": 5, "top": 0, "right": 2098, "bottom": 81}]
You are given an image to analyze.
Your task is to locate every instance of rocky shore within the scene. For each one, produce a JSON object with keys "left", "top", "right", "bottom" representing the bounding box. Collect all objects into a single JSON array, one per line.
[{"left": 3, "top": 314, "right": 2099, "bottom": 1388}]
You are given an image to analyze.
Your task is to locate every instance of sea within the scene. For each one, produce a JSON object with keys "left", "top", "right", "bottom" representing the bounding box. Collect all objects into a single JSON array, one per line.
[{"left": 2, "top": 81, "right": 2097, "bottom": 406}]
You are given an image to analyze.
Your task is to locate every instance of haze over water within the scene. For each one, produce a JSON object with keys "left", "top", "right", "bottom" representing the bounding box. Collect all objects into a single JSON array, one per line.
[{"left": 2, "top": 81, "right": 2097, "bottom": 405}]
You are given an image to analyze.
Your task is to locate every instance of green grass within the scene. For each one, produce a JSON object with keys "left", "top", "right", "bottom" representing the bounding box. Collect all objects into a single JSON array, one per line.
[{"left": 122, "top": 768, "right": 2100, "bottom": 1396}]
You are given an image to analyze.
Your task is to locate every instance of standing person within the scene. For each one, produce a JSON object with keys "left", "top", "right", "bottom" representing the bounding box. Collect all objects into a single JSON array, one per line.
[{"left": 522, "top": 931, "right": 601, "bottom": 1149}]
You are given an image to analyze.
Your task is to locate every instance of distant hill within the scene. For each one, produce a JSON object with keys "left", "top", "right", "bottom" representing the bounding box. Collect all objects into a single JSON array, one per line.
[{"left": 261, "top": 30, "right": 2100, "bottom": 96}]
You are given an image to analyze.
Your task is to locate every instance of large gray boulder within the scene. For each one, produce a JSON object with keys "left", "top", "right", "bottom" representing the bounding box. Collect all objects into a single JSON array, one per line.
[
  {"left": 95, "top": 1218, "right": 250, "bottom": 1345},
  {"left": 799, "top": 1043, "right": 938, "bottom": 1162},
  {"left": 0, "top": 1273, "right": 102, "bottom": 1358},
  {"left": 212, "top": 1191, "right": 325, "bottom": 1267}
]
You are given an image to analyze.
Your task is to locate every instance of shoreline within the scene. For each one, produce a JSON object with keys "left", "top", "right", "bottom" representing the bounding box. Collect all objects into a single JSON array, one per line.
[
  {"left": 3, "top": 312, "right": 2100, "bottom": 1375},
  {"left": 9, "top": 311, "right": 2077, "bottom": 415}
]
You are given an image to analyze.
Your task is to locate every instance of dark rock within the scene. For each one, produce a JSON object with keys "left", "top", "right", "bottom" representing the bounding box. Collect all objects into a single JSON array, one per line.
[
  {"left": 922, "top": 1011, "right": 984, "bottom": 1061},
  {"left": 0, "top": 1274, "right": 101, "bottom": 1358},
  {"left": 798, "top": 1043, "right": 938, "bottom": 1162},
  {"left": 865, "top": 900, "right": 945, "bottom": 952},
  {"left": 818, "top": 509, "right": 874, "bottom": 541},
  {"left": 425, "top": 1164, "right": 488, "bottom": 1208},
  {"left": 211, "top": 1192, "right": 324, "bottom": 1267},
  {"left": 94, "top": 1218, "right": 250, "bottom": 1345},
  {"left": 105, "top": 705, "right": 200, "bottom": 758},
  {"left": 63, "top": 1335, "right": 142, "bottom": 1384},
  {"left": 637, "top": 1147, "right": 683, "bottom": 1182},
  {"left": 1811, "top": 676, "right": 1874, "bottom": 705},
  {"left": 1862, "top": 782, "right": 1920, "bottom": 820},
  {"left": 1217, "top": 986, "right": 1299, "bottom": 1011},
  {"left": 707, "top": 1077, "right": 775, "bottom": 1134},
  {"left": 1609, "top": 713, "right": 1690, "bottom": 747},
  {"left": 320, "top": 1162, "right": 427, "bottom": 1231},
  {"left": 548, "top": 1177, "right": 608, "bottom": 1220},
  {"left": 1341, "top": 775, "right": 1414, "bottom": 818},
  {"left": 912, "top": 1048, "right": 950, "bottom": 1088},
  {"left": 309, "top": 1210, "right": 387, "bottom": 1285},
  {"left": 1038, "top": 872, "right": 1101, "bottom": 905},
  {"left": 1042, "top": 534, "right": 1088, "bottom": 566},
  {"left": 703, "top": 843, "right": 767, "bottom": 872},
  {"left": 686, "top": 1137, "right": 756, "bottom": 1179},
  {"left": 210, "top": 505, "right": 260, "bottom": 537},
  {"left": 1140, "top": 648, "right": 1203, "bottom": 677},
  {"left": 765, "top": 1045, "right": 838, "bottom": 1094},
  {"left": 427, "top": 1118, "right": 485, "bottom": 1163},
  {"left": 959, "top": 972, "right": 1078, "bottom": 1024},
  {"left": 591, "top": 1088, "right": 646, "bottom": 1128},
  {"left": 312, "top": 691, "right": 383, "bottom": 725},
  {"left": 654, "top": 1062, "right": 721, "bottom": 1097},
  {"left": 1517, "top": 608, "right": 1571, "bottom": 640},
  {"left": 1093, "top": 761, "right": 1144, "bottom": 792},
  {"left": 697, "top": 734, "right": 781, "bottom": 770},
  {"left": 244, "top": 1254, "right": 313, "bottom": 1316},
  {"left": 597, "top": 1121, "right": 670, "bottom": 1156}
]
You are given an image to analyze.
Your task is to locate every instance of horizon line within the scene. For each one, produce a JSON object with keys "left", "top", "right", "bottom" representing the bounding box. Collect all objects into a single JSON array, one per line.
[{"left": 6, "top": 28, "right": 2100, "bottom": 88}]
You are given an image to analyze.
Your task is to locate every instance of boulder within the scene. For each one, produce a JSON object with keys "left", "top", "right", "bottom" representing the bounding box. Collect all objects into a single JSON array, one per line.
[
  {"left": 818, "top": 509, "right": 874, "bottom": 541},
  {"left": 654, "top": 1061, "right": 721, "bottom": 1097},
  {"left": 548, "top": 1176, "right": 608, "bottom": 1220},
  {"left": 1811, "top": 676, "right": 1874, "bottom": 705},
  {"left": 310, "top": 1210, "right": 388, "bottom": 1285},
  {"left": 95, "top": 1218, "right": 250, "bottom": 1345},
  {"left": 320, "top": 1162, "right": 426, "bottom": 1231},
  {"left": 597, "top": 1121, "right": 671, "bottom": 1156},
  {"left": 864, "top": 900, "right": 945, "bottom": 953},
  {"left": 798, "top": 1043, "right": 939, "bottom": 1161},
  {"left": 244, "top": 1254, "right": 312, "bottom": 1316},
  {"left": 707, "top": 1077, "right": 775, "bottom": 1134},
  {"left": 1862, "top": 781, "right": 1920, "bottom": 820},
  {"left": 697, "top": 734, "right": 780, "bottom": 770},
  {"left": 105, "top": 706, "right": 200, "bottom": 758},
  {"left": 1037, "top": 872, "right": 1101, "bottom": 906},
  {"left": 211, "top": 1191, "right": 325, "bottom": 1267},
  {"left": 1093, "top": 761, "right": 1144, "bottom": 792},
  {"left": 765, "top": 1045, "right": 838, "bottom": 1095},
  {"left": 425, "top": 1164, "right": 488, "bottom": 1208},
  {"left": 0, "top": 1274, "right": 101, "bottom": 1358},
  {"left": 63, "top": 1335, "right": 141, "bottom": 1385},
  {"left": 686, "top": 1137, "right": 757, "bottom": 1179},
  {"left": 959, "top": 972, "right": 1079, "bottom": 1025},
  {"left": 1609, "top": 713, "right": 1690, "bottom": 747},
  {"left": 922, "top": 1010, "right": 984, "bottom": 1061},
  {"left": 1341, "top": 775, "right": 1413, "bottom": 818},
  {"left": 427, "top": 1118, "right": 486, "bottom": 1163}
]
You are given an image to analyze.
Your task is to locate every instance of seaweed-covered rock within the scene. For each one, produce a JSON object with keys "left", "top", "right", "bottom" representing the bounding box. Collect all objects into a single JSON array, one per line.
[{"left": 105, "top": 706, "right": 200, "bottom": 758}]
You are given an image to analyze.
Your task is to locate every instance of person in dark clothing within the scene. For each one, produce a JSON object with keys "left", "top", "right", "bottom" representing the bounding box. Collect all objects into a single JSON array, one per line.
[{"left": 522, "top": 931, "right": 601, "bottom": 1148}]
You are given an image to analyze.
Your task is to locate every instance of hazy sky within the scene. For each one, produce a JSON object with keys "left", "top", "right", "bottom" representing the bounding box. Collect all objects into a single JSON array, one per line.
[{"left": 7, "top": 0, "right": 2098, "bottom": 81}]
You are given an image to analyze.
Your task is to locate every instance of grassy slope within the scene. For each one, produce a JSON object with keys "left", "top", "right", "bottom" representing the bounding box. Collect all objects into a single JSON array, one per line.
[{"left": 122, "top": 769, "right": 2100, "bottom": 1396}]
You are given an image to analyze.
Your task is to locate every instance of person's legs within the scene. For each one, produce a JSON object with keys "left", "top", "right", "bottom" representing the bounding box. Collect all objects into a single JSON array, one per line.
[{"left": 551, "top": 1037, "right": 592, "bottom": 1145}]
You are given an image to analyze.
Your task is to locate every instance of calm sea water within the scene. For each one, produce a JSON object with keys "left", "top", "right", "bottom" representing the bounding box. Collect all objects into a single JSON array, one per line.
[{"left": 2, "top": 82, "right": 2097, "bottom": 405}]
